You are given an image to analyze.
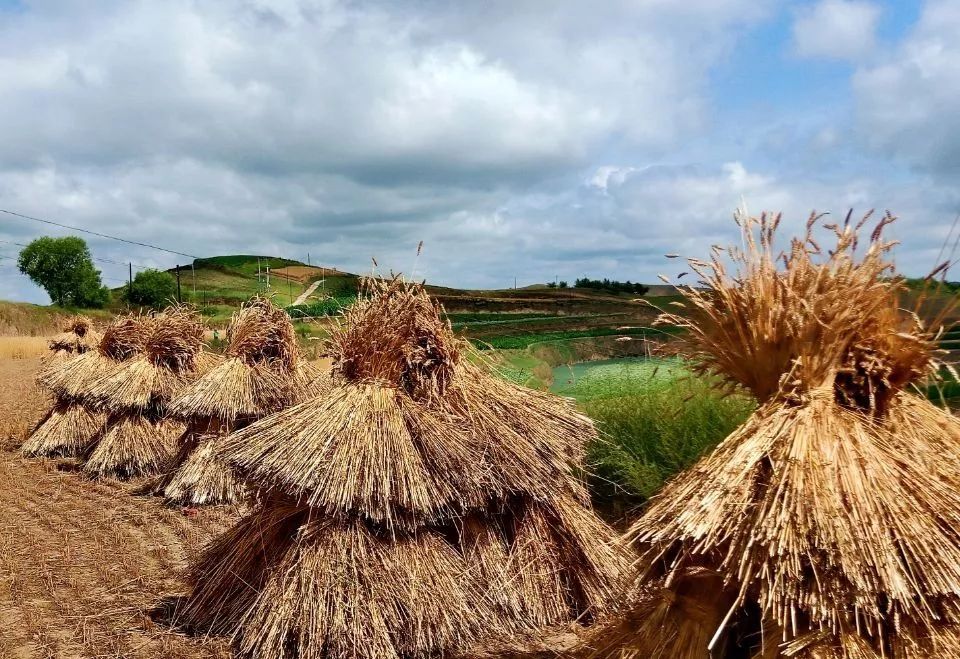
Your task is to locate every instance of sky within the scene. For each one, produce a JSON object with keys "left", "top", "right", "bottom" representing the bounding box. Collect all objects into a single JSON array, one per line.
[{"left": 1, "top": 0, "right": 958, "bottom": 303}]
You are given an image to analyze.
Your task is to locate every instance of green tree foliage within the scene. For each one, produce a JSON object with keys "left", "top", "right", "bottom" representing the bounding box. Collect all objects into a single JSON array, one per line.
[
  {"left": 17, "top": 236, "right": 110, "bottom": 308},
  {"left": 574, "top": 277, "right": 648, "bottom": 295},
  {"left": 123, "top": 268, "right": 177, "bottom": 309}
]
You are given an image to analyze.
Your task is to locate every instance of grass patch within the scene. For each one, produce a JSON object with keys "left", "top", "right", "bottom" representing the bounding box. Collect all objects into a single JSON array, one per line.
[
  {"left": 450, "top": 314, "right": 605, "bottom": 329},
  {"left": 287, "top": 296, "right": 357, "bottom": 319},
  {"left": 489, "top": 350, "right": 553, "bottom": 389},
  {"left": 556, "top": 358, "right": 753, "bottom": 518}
]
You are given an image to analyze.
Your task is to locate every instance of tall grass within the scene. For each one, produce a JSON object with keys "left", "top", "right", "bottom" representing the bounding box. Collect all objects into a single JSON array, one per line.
[{"left": 561, "top": 360, "right": 753, "bottom": 519}]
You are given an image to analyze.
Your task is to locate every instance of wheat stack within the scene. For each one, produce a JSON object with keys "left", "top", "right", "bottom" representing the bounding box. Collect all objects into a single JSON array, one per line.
[
  {"left": 46, "top": 315, "right": 100, "bottom": 356},
  {"left": 158, "top": 297, "right": 307, "bottom": 506},
  {"left": 85, "top": 415, "right": 184, "bottom": 477},
  {"left": 181, "top": 277, "right": 630, "bottom": 659},
  {"left": 38, "top": 315, "right": 153, "bottom": 399},
  {"left": 586, "top": 210, "right": 960, "bottom": 658},
  {"left": 22, "top": 315, "right": 151, "bottom": 459},
  {"left": 20, "top": 400, "right": 106, "bottom": 457},
  {"left": 81, "top": 306, "right": 209, "bottom": 479}
]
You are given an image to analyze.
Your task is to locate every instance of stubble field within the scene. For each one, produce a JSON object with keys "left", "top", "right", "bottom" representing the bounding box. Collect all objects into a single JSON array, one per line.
[{"left": 0, "top": 356, "right": 235, "bottom": 659}]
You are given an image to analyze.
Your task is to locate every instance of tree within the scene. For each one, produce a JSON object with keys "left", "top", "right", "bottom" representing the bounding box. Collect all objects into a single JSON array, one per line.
[
  {"left": 123, "top": 269, "right": 177, "bottom": 309},
  {"left": 558, "top": 280, "right": 568, "bottom": 288},
  {"left": 17, "top": 236, "right": 110, "bottom": 308},
  {"left": 573, "top": 277, "right": 649, "bottom": 295}
]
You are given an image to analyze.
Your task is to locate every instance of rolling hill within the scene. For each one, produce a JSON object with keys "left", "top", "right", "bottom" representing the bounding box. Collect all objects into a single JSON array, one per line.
[{"left": 154, "top": 254, "right": 667, "bottom": 326}]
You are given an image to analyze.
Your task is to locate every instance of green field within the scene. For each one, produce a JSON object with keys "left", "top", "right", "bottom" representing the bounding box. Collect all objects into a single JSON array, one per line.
[
  {"left": 472, "top": 326, "right": 671, "bottom": 350},
  {"left": 546, "top": 357, "right": 753, "bottom": 519}
]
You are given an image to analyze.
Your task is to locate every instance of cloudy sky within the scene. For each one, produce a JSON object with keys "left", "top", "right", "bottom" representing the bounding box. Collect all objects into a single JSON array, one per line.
[{"left": 1, "top": 0, "right": 958, "bottom": 303}]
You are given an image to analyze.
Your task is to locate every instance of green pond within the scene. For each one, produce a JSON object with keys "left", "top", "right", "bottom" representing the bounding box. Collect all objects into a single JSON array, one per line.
[{"left": 549, "top": 357, "right": 686, "bottom": 399}]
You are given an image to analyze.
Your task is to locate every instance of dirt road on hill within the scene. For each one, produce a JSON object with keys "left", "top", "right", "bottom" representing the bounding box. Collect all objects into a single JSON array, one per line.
[{"left": 0, "top": 357, "right": 235, "bottom": 658}]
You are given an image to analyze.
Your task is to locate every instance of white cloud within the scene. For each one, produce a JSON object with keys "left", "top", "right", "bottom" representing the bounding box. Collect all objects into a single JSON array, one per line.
[
  {"left": 0, "top": 0, "right": 768, "bottom": 186},
  {"left": 854, "top": 0, "right": 960, "bottom": 175},
  {"left": 0, "top": 0, "right": 778, "bottom": 301},
  {"left": 792, "top": 0, "right": 881, "bottom": 61},
  {"left": 1, "top": 1, "right": 957, "bottom": 305}
]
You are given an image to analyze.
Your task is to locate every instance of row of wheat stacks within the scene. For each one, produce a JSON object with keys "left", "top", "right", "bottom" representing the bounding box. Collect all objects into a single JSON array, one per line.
[{"left": 20, "top": 210, "right": 960, "bottom": 658}]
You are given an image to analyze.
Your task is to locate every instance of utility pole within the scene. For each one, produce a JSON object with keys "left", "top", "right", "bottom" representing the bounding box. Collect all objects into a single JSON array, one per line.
[
  {"left": 191, "top": 263, "right": 196, "bottom": 298},
  {"left": 514, "top": 276, "right": 517, "bottom": 289},
  {"left": 128, "top": 262, "right": 133, "bottom": 293},
  {"left": 257, "top": 258, "right": 262, "bottom": 287},
  {"left": 307, "top": 252, "right": 311, "bottom": 267},
  {"left": 266, "top": 266, "right": 270, "bottom": 288},
  {"left": 175, "top": 264, "right": 182, "bottom": 303}
]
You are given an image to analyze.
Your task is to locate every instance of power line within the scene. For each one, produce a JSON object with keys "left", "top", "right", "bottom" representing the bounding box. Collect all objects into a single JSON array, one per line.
[
  {"left": 0, "top": 240, "right": 151, "bottom": 271},
  {"left": 0, "top": 208, "right": 199, "bottom": 259}
]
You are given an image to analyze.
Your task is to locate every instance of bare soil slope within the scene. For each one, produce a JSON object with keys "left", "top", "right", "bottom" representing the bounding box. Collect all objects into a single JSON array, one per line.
[{"left": 0, "top": 357, "right": 234, "bottom": 659}]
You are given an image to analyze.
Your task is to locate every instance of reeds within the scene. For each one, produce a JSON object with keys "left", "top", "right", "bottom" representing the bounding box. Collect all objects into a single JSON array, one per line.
[
  {"left": 182, "top": 277, "right": 630, "bottom": 658},
  {"left": 587, "top": 210, "right": 960, "bottom": 658}
]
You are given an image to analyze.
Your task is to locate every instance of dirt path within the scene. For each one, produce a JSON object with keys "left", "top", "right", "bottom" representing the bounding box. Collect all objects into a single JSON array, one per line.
[
  {"left": 0, "top": 357, "right": 236, "bottom": 659},
  {"left": 291, "top": 279, "right": 322, "bottom": 306}
]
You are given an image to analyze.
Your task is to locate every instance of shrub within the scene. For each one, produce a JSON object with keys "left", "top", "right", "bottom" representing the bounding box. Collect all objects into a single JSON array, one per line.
[{"left": 123, "top": 269, "right": 178, "bottom": 309}]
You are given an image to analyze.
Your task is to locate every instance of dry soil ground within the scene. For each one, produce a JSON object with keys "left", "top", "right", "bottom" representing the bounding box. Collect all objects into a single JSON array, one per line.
[{"left": 0, "top": 356, "right": 236, "bottom": 658}]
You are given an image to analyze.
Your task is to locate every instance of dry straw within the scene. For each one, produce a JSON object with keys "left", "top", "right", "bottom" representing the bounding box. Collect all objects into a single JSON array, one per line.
[
  {"left": 81, "top": 306, "right": 210, "bottom": 479},
  {"left": 157, "top": 297, "right": 310, "bottom": 506},
  {"left": 22, "top": 315, "right": 141, "bottom": 459},
  {"left": 20, "top": 400, "right": 106, "bottom": 458},
  {"left": 181, "top": 277, "right": 630, "bottom": 658},
  {"left": 46, "top": 315, "right": 101, "bottom": 357},
  {"left": 586, "top": 210, "right": 960, "bottom": 658},
  {"left": 37, "top": 314, "right": 153, "bottom": 401}
]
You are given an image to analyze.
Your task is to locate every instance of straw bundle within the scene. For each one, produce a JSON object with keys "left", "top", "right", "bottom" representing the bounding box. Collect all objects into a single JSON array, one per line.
[
  {"left": 157, "top": 297, "right": 306, "bottom": 506},
  {"left": 20, "top": 401, "right": 106, "bottom": 457},
  {"left": 84, "top": 415, "right": 184, "bottom": 478},
  {"left": 38, "top": 315, "right": 153, "bottom": 399},
  {"left": 159, "top": 429, "right": 236, "bottom": 505},
  {"left": 182, "top": 277, "right": 629, "bottom": 658},
  {"left": 81, "top": 307, "right": 209, "bottom": 479},
  {"left": 586, "top": 211, "right": 960, "bottom": 658},
  {"left": 168, "top": 298, "right": 300, "bottom": 422},
  {"left": 22, "top": 315, "right": 150, "bottom": 459},
  {"left": 83, "top": 307, "right": 205, "bottom": 412},
  {"left": 47, "top": 315, "right": 100, "bottom": 357}
]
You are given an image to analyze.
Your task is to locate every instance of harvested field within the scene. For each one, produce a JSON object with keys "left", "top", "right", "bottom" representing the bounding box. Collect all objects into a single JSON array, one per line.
[
  {"left": 0, "top": 357, "right": 49, "bottom": 445},
  {"left": 269, "top": 265, "right": 342, "bottom": 283},
  {"left": 0, "top": 337, "right": 52, "bottom": 361},
  {"left": 0, "top": 357, "right": 237, "bottom": 658}
]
